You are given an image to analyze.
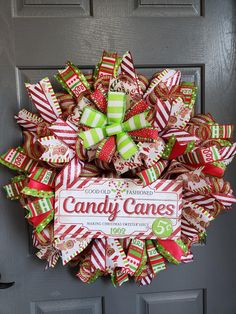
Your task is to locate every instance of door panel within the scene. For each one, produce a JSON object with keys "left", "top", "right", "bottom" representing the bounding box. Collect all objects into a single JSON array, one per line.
[
  {"left": 0, "top": 0, "right": 236, "bottom": 313},
  {"left": 31, "top": 297, "right": 103, "bottom": 314},
  {"left": 137, "top": 289, "right": 204, "bottom": 314}
]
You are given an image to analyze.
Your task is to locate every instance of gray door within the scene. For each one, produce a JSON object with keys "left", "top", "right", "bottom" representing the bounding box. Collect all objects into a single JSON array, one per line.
[{"left": 0, "top": 0, "right": 236, "bottom": 313}]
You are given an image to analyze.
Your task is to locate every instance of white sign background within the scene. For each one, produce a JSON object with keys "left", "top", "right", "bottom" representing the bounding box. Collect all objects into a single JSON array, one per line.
[{"left": 55, "top": 178, "right": 182, "bottom": 239}]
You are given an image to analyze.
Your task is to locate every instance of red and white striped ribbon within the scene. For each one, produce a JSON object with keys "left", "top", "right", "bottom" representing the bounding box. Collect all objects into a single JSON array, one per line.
[
  {"left": 15, "top": 109, "right": 44, "bottom": 132},
  {"left": 49, "top": 117, "right": 78, "bottom": 148},
  {"left": 118, "top": 51, "right": 142, "bottom": 95},
  {"left": 90, "top": 239, "right": 106, "bottom": 272},
  {"left": 26, "top": 77, "right": 62, "bottom": 123}
]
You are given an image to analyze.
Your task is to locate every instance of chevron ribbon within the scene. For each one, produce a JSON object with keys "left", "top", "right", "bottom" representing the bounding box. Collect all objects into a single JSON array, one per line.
[
  {"left": 26, "top": 77, "right": 62, "bottom": 123},
  {"left": 79, "top": 91, "right": 150, "bottom": 160}
]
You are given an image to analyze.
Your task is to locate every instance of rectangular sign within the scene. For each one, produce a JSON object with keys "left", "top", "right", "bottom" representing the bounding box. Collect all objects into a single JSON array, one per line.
[{"left": 54, "top": 178, "right": 182, "bottom": 240}]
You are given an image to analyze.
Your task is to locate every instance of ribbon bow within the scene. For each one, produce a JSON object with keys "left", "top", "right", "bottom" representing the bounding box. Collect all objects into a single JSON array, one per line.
[
  {"left": 154, "top": 83, "right": 183, "bottom": 102},
  {"left": 78, "top": 92, "right": 151, "bottom": 160}
]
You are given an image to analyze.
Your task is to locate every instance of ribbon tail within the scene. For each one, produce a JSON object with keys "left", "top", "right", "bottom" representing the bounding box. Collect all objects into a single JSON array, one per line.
[
  {"left": 79, "top": 128, "right": 106, "bottom": 148},
  {"left": 123, "top": 112, "right": 150, "bottom": 132},
  {"left": 116, "top": 132, "right": 138, "bottom": 160}
]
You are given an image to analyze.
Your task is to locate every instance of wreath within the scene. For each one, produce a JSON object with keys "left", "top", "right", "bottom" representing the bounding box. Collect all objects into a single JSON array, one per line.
[{"left": 1, "top": 51, "right": 236, "bottom": 286}]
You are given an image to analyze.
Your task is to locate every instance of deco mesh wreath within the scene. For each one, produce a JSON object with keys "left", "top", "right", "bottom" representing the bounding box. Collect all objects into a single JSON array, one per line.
[{"left": 1, "top": 51, "right": 236, "bottom": 286}]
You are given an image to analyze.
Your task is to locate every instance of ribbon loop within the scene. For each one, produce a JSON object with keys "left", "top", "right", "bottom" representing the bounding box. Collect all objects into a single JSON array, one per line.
[
  {"left": 116, "top": 132, "right": 137, "bottom": 159},
  {"left": 79, "top": 128, "right": 106, "bottom": 148},
  {"left": 80, "top": 107, "right": 107, "bottom": 128},
  {"left": 122, "top": 112, "right": 150, "bottom": 132},
  {"left": 107, "top": 92, "right": 126, "bottom": 124}
]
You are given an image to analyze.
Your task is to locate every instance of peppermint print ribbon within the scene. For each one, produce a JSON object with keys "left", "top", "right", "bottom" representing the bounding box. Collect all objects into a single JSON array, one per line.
[{"left": 79, "top": 91, "right": 150, "bottom": 160}]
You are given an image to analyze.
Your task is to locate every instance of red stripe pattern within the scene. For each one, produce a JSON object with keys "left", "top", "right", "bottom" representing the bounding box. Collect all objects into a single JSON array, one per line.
[
  {"left": 49, "top": 118, "right": 78, "bottom": 148},
  {"left": 118, "top": 51, "right": 142, "bottom": 95},
  {"left": 26, "top": 77, "right": 62, "bottom": 123},
  {"left": 90, "top": 239, "right": 106, "bottom": 271},
  {"left": 15, "top": 109, "right": 44, "bottom": 132}
]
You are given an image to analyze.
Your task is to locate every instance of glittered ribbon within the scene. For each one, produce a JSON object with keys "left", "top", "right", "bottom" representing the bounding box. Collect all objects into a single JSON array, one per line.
[
  {"left": 3, "top": 175, "right": 26, "bottom": 200},
  {"left": 55, "top": 62, "right": 90, "bottom": 99},
  {"left": 22, "top": 167, "right": 56, "bottom": 198},
  {"left": 25, "top": 197, "right": 54, "bottom": 232},
  {"left": 158, "top": 239, "right": 187, "bottom": 265},
  {"left": 0, "top": 147, "right": 38, "bottom": 173}
]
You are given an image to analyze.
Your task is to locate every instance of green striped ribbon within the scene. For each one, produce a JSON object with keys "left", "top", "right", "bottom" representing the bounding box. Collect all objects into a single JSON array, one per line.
[
  {"left": 24, "top": 197, "right": 53, "bottom": 218},
  {"left": 210, "top": 124, "right": 233, "bottom": 139},
  {"left": 127, "top": 239, "right": 145, "bottom": 274},
  {"left": 146, "top": 240, "right": 166, "bottom": 275},
  {"left": 137, "top": 160, "right": 167, "bottom": 186},
  {"left": 78, "top": 91, "right": 150, "bottom": 159},
  {"left": 3, "top": 179, "right": 25, "bottom": 200},
  {"left": 36, "top": 211, "right": 54, "bottom": 233}
]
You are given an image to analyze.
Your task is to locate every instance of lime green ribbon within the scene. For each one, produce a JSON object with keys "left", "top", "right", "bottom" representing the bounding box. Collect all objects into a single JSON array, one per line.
[{"left": 78, "top": 92, "right": 150, "bottom": 159}]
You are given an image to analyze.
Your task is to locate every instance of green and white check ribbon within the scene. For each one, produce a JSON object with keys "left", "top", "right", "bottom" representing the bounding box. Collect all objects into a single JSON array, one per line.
[{"left": 78, "top": 92, "right": 150, "bottom": 159}]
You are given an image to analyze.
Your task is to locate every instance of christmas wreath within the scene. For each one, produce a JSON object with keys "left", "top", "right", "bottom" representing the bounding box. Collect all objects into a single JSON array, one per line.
[{"left": 1, "top": 51, "right": 236, "bottom": 286}]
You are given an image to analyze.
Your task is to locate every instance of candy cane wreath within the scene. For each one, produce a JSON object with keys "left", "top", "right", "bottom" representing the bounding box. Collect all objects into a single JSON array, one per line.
[{"left": 1, "top": 51, "right": 236, "bottom": 286}]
